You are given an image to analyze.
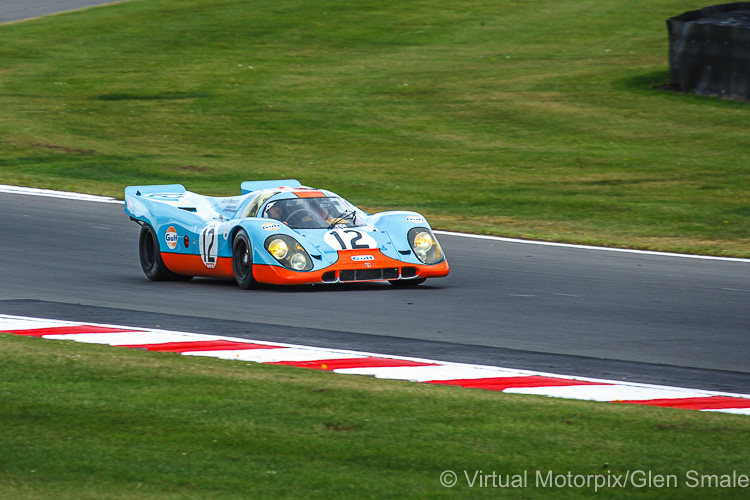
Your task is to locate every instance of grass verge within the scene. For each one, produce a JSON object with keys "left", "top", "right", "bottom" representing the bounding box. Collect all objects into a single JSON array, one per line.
[
  {"left": 0, "top": 0, "right": 747, "bottom": 256},
  {"left": 1, "top": 333, "right": 749, "bottom": 499}
]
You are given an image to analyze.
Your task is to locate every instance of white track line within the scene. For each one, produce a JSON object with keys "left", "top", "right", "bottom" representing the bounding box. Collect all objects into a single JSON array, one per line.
[
  {"left": 433, "top": 230, "right": 750, "bottom": 263},
  {"left": 0, "top": 184, "right": 122, "bottom": 204}
]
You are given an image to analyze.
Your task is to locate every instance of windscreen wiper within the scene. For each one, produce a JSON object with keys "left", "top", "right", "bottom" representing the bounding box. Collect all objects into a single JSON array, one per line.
[{"left": 328, "top": 210, "right": 357, "bottom": 228}]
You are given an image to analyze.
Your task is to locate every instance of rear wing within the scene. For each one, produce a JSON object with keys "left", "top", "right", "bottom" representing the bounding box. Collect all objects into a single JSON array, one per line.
[
  {"left": 125, "top": 184, "right": 186, "bottom": 197},
  {"left": 125, "top": 181, "right": 305, "bottom": 223},
  {"left": 241, "top": 179, "right": 300, "bottom": 195},
  {"left": 124, "top": 184, "right": 192, "bottom": 223}
]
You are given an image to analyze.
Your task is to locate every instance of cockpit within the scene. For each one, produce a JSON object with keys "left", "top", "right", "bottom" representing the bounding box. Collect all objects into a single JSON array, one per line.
[{"left": 262, "top": 197, "right": 366, "bottom": 229}]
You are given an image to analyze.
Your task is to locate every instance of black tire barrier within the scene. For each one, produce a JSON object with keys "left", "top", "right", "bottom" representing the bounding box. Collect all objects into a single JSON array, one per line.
[{"left": 667, "top": 2, "right": 750, "bottom": 100}]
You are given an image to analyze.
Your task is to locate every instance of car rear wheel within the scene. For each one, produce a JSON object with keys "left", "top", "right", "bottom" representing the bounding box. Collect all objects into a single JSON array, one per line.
[
  {"left": 138, "top": 224, "right": 191, "bottom": 281},
  {"left": 232, "top": 229, "right": 256, "bottom": 289}
]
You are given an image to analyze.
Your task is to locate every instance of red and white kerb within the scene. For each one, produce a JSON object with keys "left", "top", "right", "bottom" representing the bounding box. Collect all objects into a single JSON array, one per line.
[{"left": 2, "top": 315, "right": 749, "bottom": 414}]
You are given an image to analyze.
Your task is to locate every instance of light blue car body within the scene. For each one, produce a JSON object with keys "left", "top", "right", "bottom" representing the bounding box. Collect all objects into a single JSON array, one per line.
[{"left": 124, "top": 179, "right": 447, "bottom": 284}]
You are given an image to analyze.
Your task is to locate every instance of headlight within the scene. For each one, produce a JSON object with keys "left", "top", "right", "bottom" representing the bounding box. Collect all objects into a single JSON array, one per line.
[
  {"left": 408, "top": 227, "right": 444, "bottom": 265},
  {"left": 267, "top": 238, "right": 289, "bottom": 259},
  {"left": 290, "top": 253, "right": 308, "bottom": 270},
  {"left": 264, "top": 234, "right": 313, "bottom": 271}
]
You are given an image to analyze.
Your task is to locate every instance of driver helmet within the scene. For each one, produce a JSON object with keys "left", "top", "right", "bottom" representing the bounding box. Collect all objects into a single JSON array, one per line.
[
  {"left": 264, "top": 201, "right": 285, "bottom": 220},
  {"left": 314, "top": 198, "right": 334, "bottom": 218}
]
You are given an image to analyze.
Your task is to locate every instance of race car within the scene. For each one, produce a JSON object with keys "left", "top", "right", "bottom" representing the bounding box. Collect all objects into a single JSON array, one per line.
[{"left": 124, "top": 179, "right": 449, "bottom": 288}]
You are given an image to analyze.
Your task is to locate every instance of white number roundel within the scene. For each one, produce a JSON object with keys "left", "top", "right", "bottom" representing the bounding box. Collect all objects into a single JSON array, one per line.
[
  {"left": 324, "top": 229, "right": 377, "bottom": 250},
  {"left": 199, "top": 224, "right": 220, "bottom": 268}
]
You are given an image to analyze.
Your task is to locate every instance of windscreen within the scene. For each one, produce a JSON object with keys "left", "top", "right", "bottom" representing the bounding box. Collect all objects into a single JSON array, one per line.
[{"left": 262, "top": 197, "right": 366, "bottom": 229}]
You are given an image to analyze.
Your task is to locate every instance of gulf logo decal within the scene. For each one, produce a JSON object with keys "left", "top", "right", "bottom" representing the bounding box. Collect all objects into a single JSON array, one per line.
[
  {"left": 165, "top": 226, "right": 179, "bottom": 250},
  {"left": 351, "top": 255, "right": 375, "bottom": 262},
  {"left": 262, "top": 222, "right": 282, "bottom": 231}
]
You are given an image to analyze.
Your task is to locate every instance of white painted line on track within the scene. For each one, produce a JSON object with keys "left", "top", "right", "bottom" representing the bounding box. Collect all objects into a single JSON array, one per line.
[
  {"left": 2, "top": 183, "right": 748, "bottom": 262},
  {"left": 704, "top": 408, "right": 750, "bottom": 415},
  {"left": 182, "top": 347, "right": 367, "bottom": 363},
  {"left": 503, "top": 384, "right": 708, "bottom": 402},
  {"left": 333, "top": 365, "right": 527, "bottom": 382},
  {"left": 433, "top": 230, "right": 750, "bottom": 263},
  {"left": 43, "top": 331, "right": 214, "bottom": 345},
  {"left": 0, "top": 184, "right": 123, "bottom": 204}
]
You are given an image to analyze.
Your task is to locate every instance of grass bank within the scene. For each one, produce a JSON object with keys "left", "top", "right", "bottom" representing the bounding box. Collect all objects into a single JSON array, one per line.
[
  {"left": 1, "top": 333, "right": 749, "bottom": 499},
  {"left": 0, "top": 0, "right": 748, "bottom": 256}
]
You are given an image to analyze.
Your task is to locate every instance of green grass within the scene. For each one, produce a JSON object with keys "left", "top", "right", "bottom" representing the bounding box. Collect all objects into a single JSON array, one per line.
[
  {"left": 0, "top": 0, "right": 748, "bottom": 257},
  {"left": 1, "top": 333, "right": 749, "bottom": 499}
]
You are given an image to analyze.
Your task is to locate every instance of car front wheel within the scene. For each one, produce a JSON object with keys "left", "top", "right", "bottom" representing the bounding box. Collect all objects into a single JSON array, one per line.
[{"left": 232, "top": 229, "right": 256, "bottom": 289}]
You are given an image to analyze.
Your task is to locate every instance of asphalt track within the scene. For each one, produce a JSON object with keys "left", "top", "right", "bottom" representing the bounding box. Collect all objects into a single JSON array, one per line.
[
  {"left": 1, "top": 191, "right": 749, "bottom": 394},
  {"left": 0, "top": 0, "right": 117, "bottom": 24},
  {"left": 1, "top": 1, "right": 749, "bottom": 394}
]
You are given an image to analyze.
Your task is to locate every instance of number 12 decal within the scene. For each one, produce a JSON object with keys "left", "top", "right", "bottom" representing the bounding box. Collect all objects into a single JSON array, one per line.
[
  {"left": 199, "top": 224, "right": 219, "bottom": 268},
  {"left": 324, "top": 229, "right": 377, "bottom": 251}
]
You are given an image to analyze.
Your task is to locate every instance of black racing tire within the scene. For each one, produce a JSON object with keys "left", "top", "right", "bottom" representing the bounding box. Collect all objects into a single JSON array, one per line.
[
  {"left": 389, "top": 278, "right": 426, "bottom": 287},
  {"left": 138, "top": 224, "right": 192, "bottom": 281},
  {"left": 232, "top": 229, "right": 256, "bottom": 289}
]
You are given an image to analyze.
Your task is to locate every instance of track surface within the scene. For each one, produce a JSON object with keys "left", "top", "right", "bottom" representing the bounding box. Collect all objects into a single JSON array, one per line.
[
  {"left": 1, "top": 192, "right": 748, "bottom": 393},
  {"left": 0, "top": 0, "right": 116, "bottom": 24}
]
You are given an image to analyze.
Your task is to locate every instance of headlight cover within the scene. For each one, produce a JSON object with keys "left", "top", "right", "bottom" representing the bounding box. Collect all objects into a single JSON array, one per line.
[
  {"left": 264, "top": 235, "right": 313, "bottom": 271},
  {"left": 407, "top": 227, "right": 444, "bottom": 265}
]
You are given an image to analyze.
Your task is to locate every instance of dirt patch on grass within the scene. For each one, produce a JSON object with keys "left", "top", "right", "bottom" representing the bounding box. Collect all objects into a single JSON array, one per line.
[{"left": 29, "top": 142, "right": 98, "bottom": 155}]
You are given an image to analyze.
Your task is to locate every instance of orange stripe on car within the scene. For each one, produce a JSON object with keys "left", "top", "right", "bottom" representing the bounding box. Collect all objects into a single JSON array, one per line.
[
  {"left": 278, "top": 186, "right": 326, "bottom": 198},
  {"left": 162, "top": 249, "right": 448, "bottom": 284},
  {"left": 254, "top": 249, "right": 449, "bottom": 285},
  {"left": 161, "top": 253, "right": 235, "bottom": 279}
]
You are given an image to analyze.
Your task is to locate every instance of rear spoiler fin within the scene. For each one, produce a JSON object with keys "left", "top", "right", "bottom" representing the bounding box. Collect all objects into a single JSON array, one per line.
[
  {"left": 241, "top": 179, "right": 301, "bottom": 195},
  {"left": 125, "top": 184, "right": 186, "bottom": 197}
]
